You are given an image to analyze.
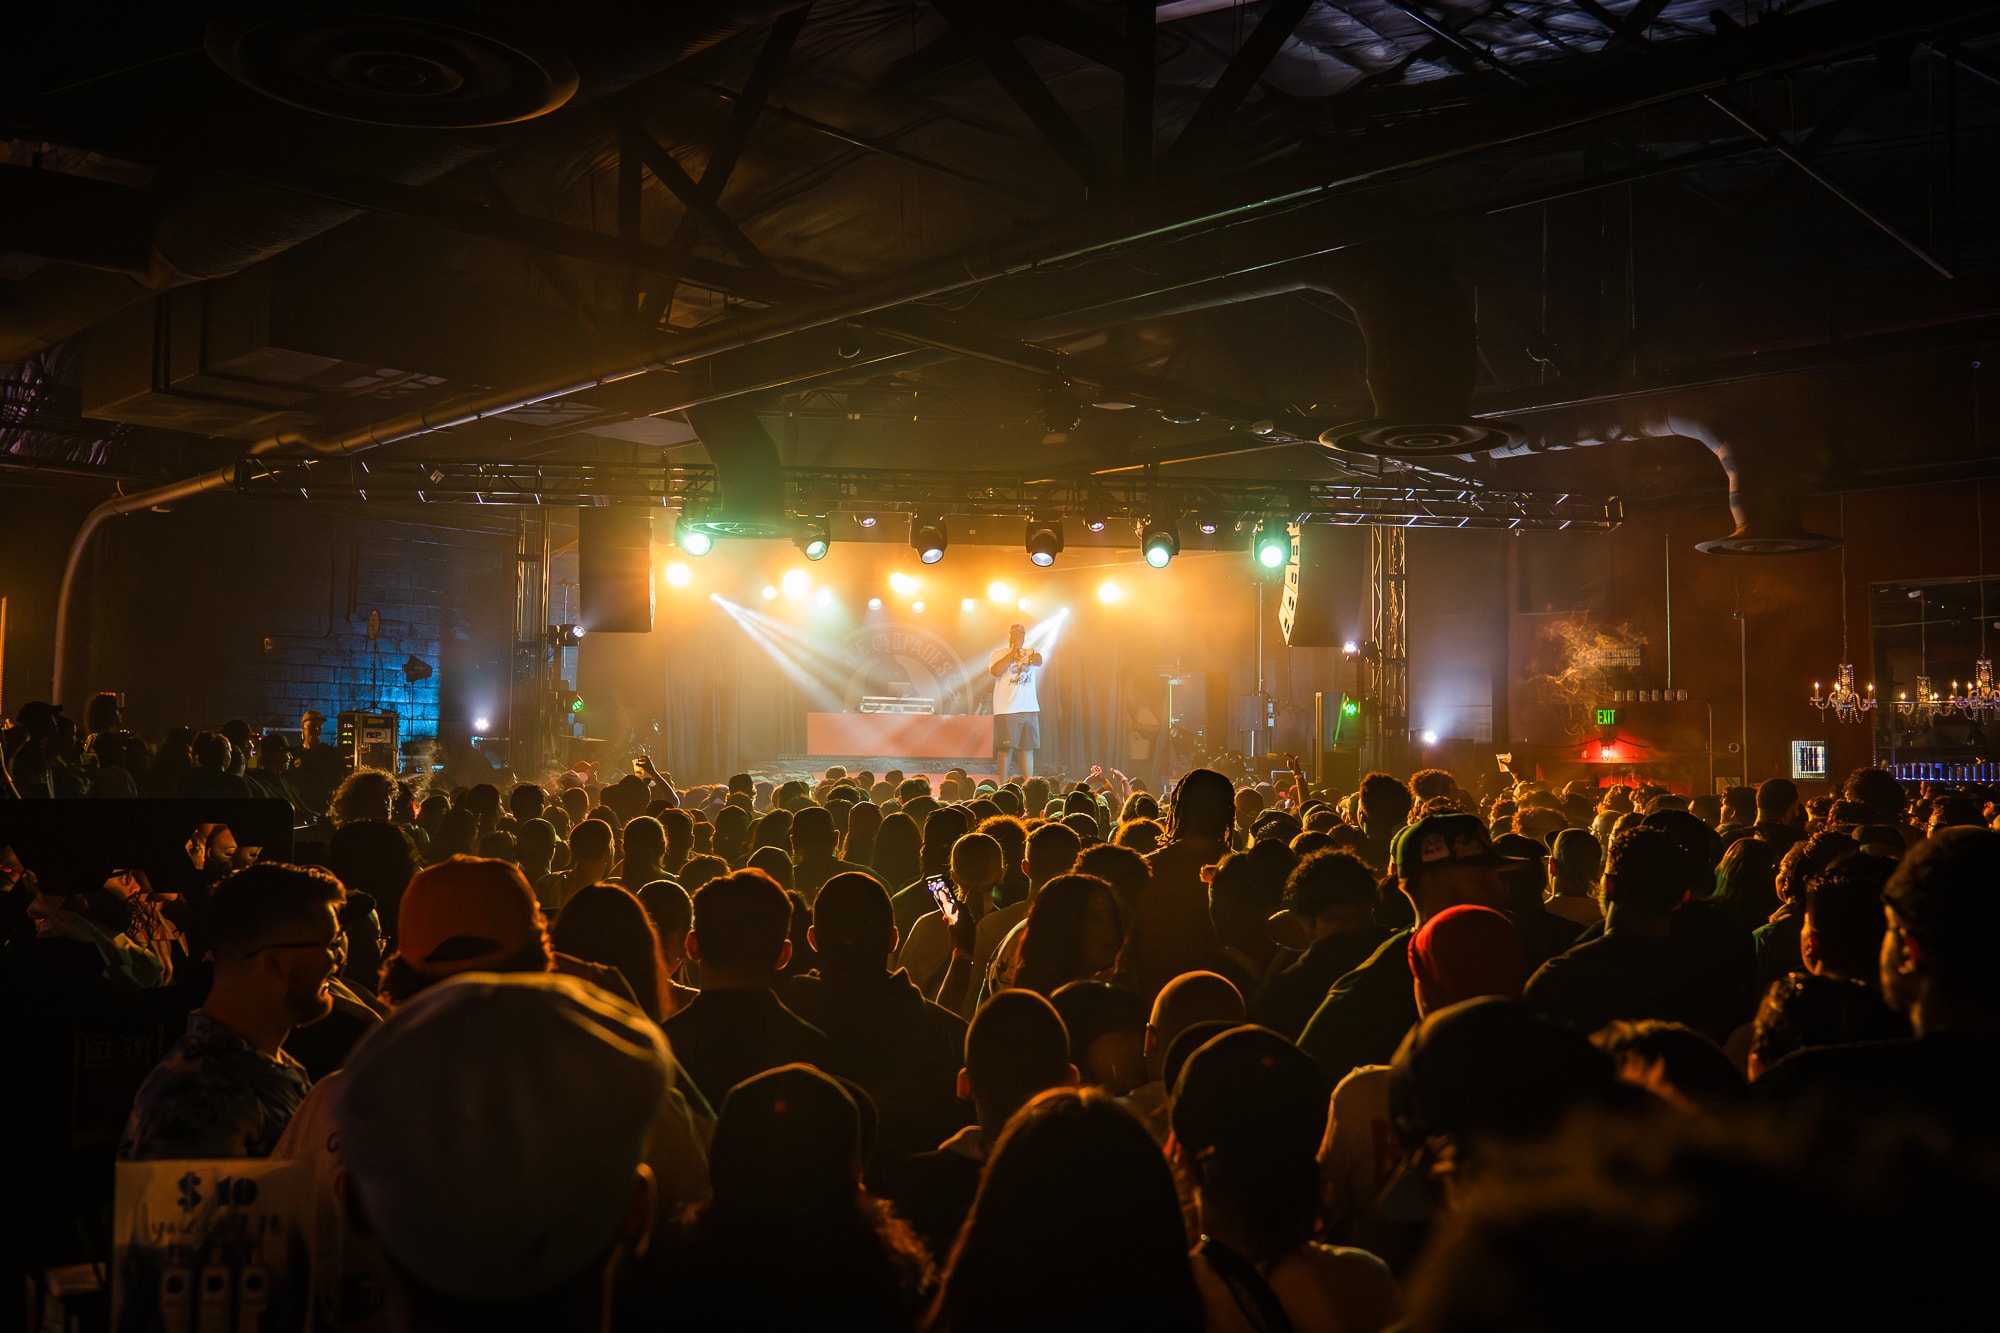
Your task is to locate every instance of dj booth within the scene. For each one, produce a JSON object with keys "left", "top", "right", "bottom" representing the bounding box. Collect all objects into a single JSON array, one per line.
[{"left": 805, "top": 712, "right": 993, "bottom": 760}]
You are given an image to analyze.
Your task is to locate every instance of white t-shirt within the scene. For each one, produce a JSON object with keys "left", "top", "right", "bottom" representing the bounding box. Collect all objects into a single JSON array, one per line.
[{"left": 990, "top": 645, "right": 1041, "bottom": 715}]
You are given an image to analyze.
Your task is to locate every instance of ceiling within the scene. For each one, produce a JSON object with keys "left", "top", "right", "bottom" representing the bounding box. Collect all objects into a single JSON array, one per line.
[{"left": 3, "top": 0, "right": 1998, "bottom": 520}]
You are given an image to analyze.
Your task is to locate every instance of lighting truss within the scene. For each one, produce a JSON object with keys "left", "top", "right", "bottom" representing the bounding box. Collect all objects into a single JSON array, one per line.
[{"left": 231, "top": 460, "right": 1622, "bottom": 532}]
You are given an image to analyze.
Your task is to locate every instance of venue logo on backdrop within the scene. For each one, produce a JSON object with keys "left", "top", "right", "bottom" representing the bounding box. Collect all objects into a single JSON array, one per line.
[{"left": 839, "top": 624, "right": 977, "bottom": 714}]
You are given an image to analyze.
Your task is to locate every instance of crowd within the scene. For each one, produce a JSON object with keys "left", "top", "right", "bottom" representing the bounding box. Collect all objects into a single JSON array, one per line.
[{"left": 4, "top": 698, "right": 1998, "bottom": 1329}]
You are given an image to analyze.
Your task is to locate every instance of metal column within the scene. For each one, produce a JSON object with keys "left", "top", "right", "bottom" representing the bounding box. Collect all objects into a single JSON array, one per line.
[
  {"left": 508, "top": 510, "right": 553, "bottom": 777},
  {"left": 1367, "top": 526, "right": 1408, "bottom": 775}
]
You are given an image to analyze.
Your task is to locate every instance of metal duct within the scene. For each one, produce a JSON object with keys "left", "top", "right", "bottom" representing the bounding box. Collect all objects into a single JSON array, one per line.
[
  {"left": 1314, "top": 238, "right": 1521, "bottom": 458},
  {"left": 1674, "top": 412, "right": 1842, "bottom": 556},
  {"left": 2, "top": 2, "right": 807, "bottom": 358},
  {"left": 681, "top": 399, "right": 789, "bottom": 538}
]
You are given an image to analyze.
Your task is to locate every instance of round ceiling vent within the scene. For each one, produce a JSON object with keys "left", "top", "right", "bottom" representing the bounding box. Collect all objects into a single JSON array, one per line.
[
  {"left": 1319, "top": 418, "right": 1525, "bottom": 458},
  {"left": 206, "top": 11, "right": 577, "bottom": 128}
]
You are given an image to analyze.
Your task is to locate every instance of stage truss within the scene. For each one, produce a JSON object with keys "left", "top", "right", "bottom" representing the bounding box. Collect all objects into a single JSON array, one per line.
[{"left": 231, "top": 458, "right": 1623, "bottom": 533}]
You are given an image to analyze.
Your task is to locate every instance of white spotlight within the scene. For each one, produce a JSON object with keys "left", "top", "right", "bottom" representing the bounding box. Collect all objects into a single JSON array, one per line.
[
  {"left": 1421, "top": 730, "right": 1439, "bottom": 746},
  {"left": 890, "top": 572, "right": 920, "bottom": 596},
  {"left": 987, "top": 581, "right": 1013, "bottom": 604},
  {"left": 961, "top": 598, "right": 976, "bottom": 612},
  {"left": 762, "top": 585, "right": 778, "bottom": 601},
  {"left": 665, "top": 562, "right": 691, "bottom": 587},
  {"left": 474, "top": 717, "right": 490, "bottom": 733},
  {"left": 814, "top": 587, "right": 834, "bottom": 608},
  {"left": 1097, "top": 582, "right": 1122, "bottom": 604},
  {"left": 912, "top": 600, "right": 926, "bottom": 614},
  {"left": 868, "top": 597, "right": 883, "bottom": 610},
  {"left": 1017, "top": 597, "right": 1031, "bottom": 613},
  {"left": 781, "top": 569, "right": 811, "bottom": 599}
]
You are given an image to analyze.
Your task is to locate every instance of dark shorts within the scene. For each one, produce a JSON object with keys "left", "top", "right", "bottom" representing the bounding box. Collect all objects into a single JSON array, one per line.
[{"left": 995, "top": 711, "right": 1040, "bottom": 752}]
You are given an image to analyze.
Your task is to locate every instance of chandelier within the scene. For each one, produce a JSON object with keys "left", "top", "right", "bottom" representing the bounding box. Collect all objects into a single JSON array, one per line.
[
  {"left": 1893, "top": 674, "right": 1940, "bottom": 724},
  {"left": 1808, "top": 498, "right": 1877, "bottom": 724},
  {"left": 1941, "top": 659, "right": 2000, "bottom": 720},
  {"left": 1810, "top": 663, "right": 1876, "bottom": 722}
]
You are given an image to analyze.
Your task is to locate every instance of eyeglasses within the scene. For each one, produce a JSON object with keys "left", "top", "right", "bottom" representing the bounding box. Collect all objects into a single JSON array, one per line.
[{"left": 246, "top": 929, "right": 347, "bottom": 961}]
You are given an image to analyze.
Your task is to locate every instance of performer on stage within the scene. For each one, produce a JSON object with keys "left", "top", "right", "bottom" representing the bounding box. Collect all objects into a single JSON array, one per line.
[{"left": 988, "top": 623, "right": 1044, "bottom": 784}]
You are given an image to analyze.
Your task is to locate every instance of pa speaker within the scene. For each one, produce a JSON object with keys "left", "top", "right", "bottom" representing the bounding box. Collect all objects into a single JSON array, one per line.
[
  {"left": 1279, "top": 523, "right": 1365, "bottom": 647},
  {"left": 579, "top": 507, "right": 655, "bottom": 633}
]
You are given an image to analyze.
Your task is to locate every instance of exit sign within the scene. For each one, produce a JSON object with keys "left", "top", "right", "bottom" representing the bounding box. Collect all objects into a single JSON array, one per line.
[{"left": 1595, "top": 708, "right": 1618, "bottom": 725}]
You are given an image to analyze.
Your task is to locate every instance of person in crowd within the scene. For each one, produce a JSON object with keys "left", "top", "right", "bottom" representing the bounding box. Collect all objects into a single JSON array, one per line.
[
  {"left": 326, "top": 820, "right": 420, "bottom": 940},
  {"left": 333, "top": 972, "right": 670, "bottom": 1332},
  {"left": 539, "top": 817, "right": 611, "bottom": 913},
  {"left": 790, "top": 804, "right": 868, "bottom": 902},
  {"left": 328, "top": 767, "right": 397, "bottom": 828},
  {"left": 974, "top": 813, "right": 1032, "bottom": 910},
  {"left": 663, "top": 868, "right": 831, "bottom": 1109},
  {"left": 749, "top": 844, "right": 795, "bottom": 895},
  {"left": 929, "top": 1087, "right": 1204, "bottom": 1333},
  {"left": 668, "top": 1065, "right": 933, "bottom": 1329},
  {"left": 1050, "top": 979, "right": 1149, "bottom": 1094},
  {"left": 619, "top": 815, "right": 669, "bottom": 888},
  {"left": 974, "top": 819, "right": 1080, "bottom": 993},
  {"left": 1710, "top": 835, "right": 1779, "bottom": 933},
  {"left": 890, "top": 806, "right": 971, "bottom": 936},
  {"left": 334, "top": 891, "right": 387, "bottom": 1004},
  {"left": 1760, "top": 852, "right": 1912, "bottom": 1080},
  {"left": 711, "top": 803, "right": 753, "bottom": 868},
  {"left": 1299, "top": 813, "right": 1509, "bottom": 1087},
  {"left": 1751, "top": 777, "right": 1805, "bottom": 853},
  {"left": 1755, "top": 830, "right": 1857, "bottom": 983},
  {"left": 121, "top": 864, "right": 345, "bottom": 1159},
  {"left": 783, "top": 871, "right": 967, "bottom": 1172},
  {"left": 430, "top": 806, "right": 480, "bottom": 861},
  {"left": 516, "top": 817, "right": 559, "bottom": 885},
  {"left": 1525, "top": 827, "right": 1748, "bottom": 1042},
  {"left": 548, "top": 883, "right": 672, "bottom": 1022},
  {"left": 1007, "top": 873, "right": 1127, "bottom": 997},
  {"left": 636, "top": 878, "right": 700, "bottom": 1016},
  {"left": 1591, "top": 1019, "right": 1744, "bottom": 1115},
  {"left": 906, "top": 832, "right": 1006, "bottom": 1006},
  {"left": 1132, "top": 768, "right": 1236, "bottom": 997},
  {"left": 1174, "top": 1026, "right": 1404, "bottom": 1333},
  {"left": 882, "top": 989, "right": 1078, "bottom": 1259},
  {"left": 1206, "top": 841, "right": 1297, "bottom": 1003},
  {"left": 1256, "top": 852, "right": 1384, "bottom": 1040},
  {"left": 1122, "top": 969, "right": 1244, "bottom": 1137},
  {"left": 176, "top": 731, "right": 252, "bottom": 799},
  {"left": 1543, "top": 828, "right": 1603, "bottom": 925},
  {"left": 843, "top": 800, "right": 883, "bottom": 866},
  {"left": 1357, "top": 772, "right": 1416, "bottom": 873},
  {"left": 657, "top": 808, "right": 694, "bottom": 876}
]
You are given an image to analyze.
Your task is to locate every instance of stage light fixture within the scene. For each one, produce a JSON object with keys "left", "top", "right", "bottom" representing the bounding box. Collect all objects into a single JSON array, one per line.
[
  {"left": 890, "top": 572, "right": 920, "bottom": 596},
  {"left": 961, "top": 598, "right": 977, "bottom": 612},
  {"left": 1084, "top": 515, "right": 1108, "bottom": 533},
  {"left": 1342, "top": 640, "right": 1361, "bottom": 658},
  {"left": 1140, "top": 518, "right": 1179, "bottom": 569},
  {"left": 1025, "top": 520, "right": 1064, "bottom": 567},
  {"left": 675, "top": 515, "right": 713, "bottom": 557},
  {"left": 913, "top": 517, "right": 948, "bottom": 565},
  {"left": 1421, "top": 730, "right": 1439, "bottom": 746},
  {"left": 474, "top": 717, "right": 490, "bottom": 733},
  {"left": 1197, "top": 516, "right": 1220, "bottom": 536},
  {"left": 1017, "top": 597, "right": 1031, "bottom": 613},
  {"left": 781, "top": 570, "right": 812, "bottom": 599},
  {"left": 548, "top": 626, "right": 583, "bottom": 649},
  {"left": 814, "top": 588, "right": 834, "bottom": 608},
  {"left": 1251, "top": 519, "right": 1292, "bottom": 570},
  {"left": 795, "top": 521, "right": 830, "bottom": 561},
  {"left": 665, "top": 562, "right": 692, "bottom": 587},
  {"left": 761, "top": 585, "right": 778, "bottom": 601},
  {"left": 868, "top": 597, "right": 883, "bottom": 610},
  {"left": 859, "top": 515, "right": 879, "bottom": 528},
  {"left": 570, "top": 694, "right": 586, "bottom": 715},
  {"left": 912, "top": 601, "right": 926, "bottom": 614},
  {"left": 1098, "top": 582, "right": 1122, "bottom": 604},
  {"left": 988, "top": 581, "right": 1013, "bottom": 605}
]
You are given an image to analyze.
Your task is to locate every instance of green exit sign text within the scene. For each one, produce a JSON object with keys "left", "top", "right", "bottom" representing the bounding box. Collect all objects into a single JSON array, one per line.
[{"left": 1595, "top": 708, "right": 1618, "bottom": 725}]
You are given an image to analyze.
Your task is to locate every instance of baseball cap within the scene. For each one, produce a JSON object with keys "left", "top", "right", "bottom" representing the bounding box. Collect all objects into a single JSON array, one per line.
[
  {"left": 395, "top": 855, "right": 545, "bottom": 976},
  {"left": 1394, "top": 813, "right": 1502, "bottom": 879},
  {"left": 709, "top": 1065, "right": 864, "bottom": 1209},
  {"left": 1171, "top": 1025, "right": 1324, "bottom": 1161},
  {"left": 334, "top": 972, "right": 671, "bottom": 1300}
]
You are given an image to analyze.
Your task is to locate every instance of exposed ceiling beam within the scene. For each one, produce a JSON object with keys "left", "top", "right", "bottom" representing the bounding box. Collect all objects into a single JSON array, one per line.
[
  {"left": 929, "top": 0, "right": 1110, "bottom": 189},
  {"left": 1123, "top": 0, "right": 1157, "bottom": 186},
  {"left": 617, "top": 114, "right": 774, "bottom": 271},
  {"left": 1163, "top": 0, "right": 1316, "bottom": 167}
]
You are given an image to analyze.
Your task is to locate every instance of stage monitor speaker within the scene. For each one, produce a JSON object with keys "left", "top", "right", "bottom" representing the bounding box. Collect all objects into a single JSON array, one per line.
[
  {"left": 1318, "top": 747, "right": 1360, "bottom": 793},
  {"left": 1279, "top": 523, "right": 1363, "bottom": 647},
  {"left": 579, "top": 507, "right": 655, "bottom": 633}
]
